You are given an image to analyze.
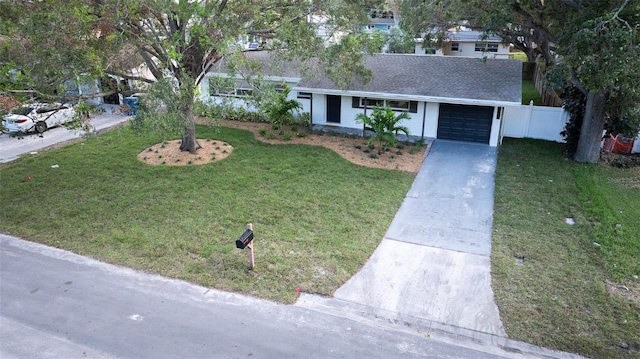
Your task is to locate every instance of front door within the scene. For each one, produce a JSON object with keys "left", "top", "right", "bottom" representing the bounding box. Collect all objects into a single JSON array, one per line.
[{"left": 326, "top": 95, "right": 341, "bottom": 123}]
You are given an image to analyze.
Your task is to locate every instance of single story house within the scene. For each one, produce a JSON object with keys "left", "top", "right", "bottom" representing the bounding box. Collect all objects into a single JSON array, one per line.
[{"left": 201, "top": 51, "right": 522, "bottom": 147}]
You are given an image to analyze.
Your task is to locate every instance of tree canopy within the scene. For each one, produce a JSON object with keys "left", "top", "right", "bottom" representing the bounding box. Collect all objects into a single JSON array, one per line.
[
  {"left": 1, "top": 0, "right": 383, "bottom": 152},
  {"left": 400, "top": 0, "right": 640, "bottom": 163}
]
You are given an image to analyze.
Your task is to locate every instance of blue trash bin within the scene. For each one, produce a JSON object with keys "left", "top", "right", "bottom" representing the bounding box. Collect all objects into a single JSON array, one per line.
[{"left": 123, "top": 96, "right": 139, "bottom": 116}]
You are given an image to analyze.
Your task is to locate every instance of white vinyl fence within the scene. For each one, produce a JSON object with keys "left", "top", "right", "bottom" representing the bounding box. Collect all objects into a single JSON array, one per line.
[
  {"left": 503, "top": 102, "right": 568, "bottom": 143},
  {"left": 502, "top": 102, "right": 640, "bottom": 154}
]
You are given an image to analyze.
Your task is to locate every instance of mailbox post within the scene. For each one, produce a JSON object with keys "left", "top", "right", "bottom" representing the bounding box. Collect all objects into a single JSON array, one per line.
[{"left": 235, "top": 223, "right": 254, "bottom": 269}]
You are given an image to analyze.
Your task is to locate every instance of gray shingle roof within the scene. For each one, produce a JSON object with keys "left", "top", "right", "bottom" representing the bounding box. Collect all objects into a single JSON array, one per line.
[
  {"left": 297, "top": 54, "right": 522, "bottom": 104},
  {"left": 213, "top": 52, "right": 522, "bottom": 105}
]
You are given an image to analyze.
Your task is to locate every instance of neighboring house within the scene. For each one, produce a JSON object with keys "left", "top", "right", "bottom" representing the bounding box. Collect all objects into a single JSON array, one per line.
[
  {"left": 202, "top": 51, "right": 522, "bottom": 147},
  {"left": 361, "top": 9, "right": 398, "bottom": 33},
  {"left": 64, "top": 75, "right": 136, "bottom": 107},
  {"left": 415, "top": 30, "right": 511, "bottom": 59}
]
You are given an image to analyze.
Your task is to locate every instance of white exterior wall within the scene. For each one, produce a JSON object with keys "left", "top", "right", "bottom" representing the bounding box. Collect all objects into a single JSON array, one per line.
[
  {"left": 445, "top": 42, "right": 510, "bottom": 59},
  {"left": 423, "top": 102, "right": 440, "bottom": 138},
  {"left": 415, "top": 42, "right": 510, "bottom": 59},
  {"left": 311, "top": 94, "right": 427, "bottom": 138},
  {"left": 310, "top": 94, "right": 326, "bottom": 125},
  {"left": 200, "top": 75, "right": 300, "bottom": 114},
  {"left": 414, "top": 41, "right": 509, "bottom": 59},
  {"left": 296, "top": 96, "right": 311, "bottom": 117},
  {"left": 489, "top": 108, "right": 501, "bottom": 147}
]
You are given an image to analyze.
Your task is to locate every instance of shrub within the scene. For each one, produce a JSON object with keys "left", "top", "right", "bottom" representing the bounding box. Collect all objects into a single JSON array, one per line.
[
  {"left": 282, "top": 133, "right": 292, "bottom": 141},
  {"left": 296, "top": 131, "right": 307, "bottom": 138},
  {"left": 262, "top": 87, "right": 301, "bottom": 128},
  {"left": 354, "top": 105, "right": 410, "bottom": 154},
  {"left": 296, "top": 112, "right": 311, "bottom": 128},
  {"left": 259, "top": 129, "right": 267, "bottom": 136},
  {"left": 369, "top": 153, "right": 378, "bottom": 158},
  {"left": 193, "top": 101, "right": 222, "bottom": 118}
]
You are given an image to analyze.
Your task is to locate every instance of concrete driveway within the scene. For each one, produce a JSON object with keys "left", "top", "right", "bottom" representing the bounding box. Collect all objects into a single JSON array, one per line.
[
  {"left": 298, "top": 140, "right": 505, "bottom": 337},
  {"left": 1, "top": 108, "right": 130, "bottom": 164}
]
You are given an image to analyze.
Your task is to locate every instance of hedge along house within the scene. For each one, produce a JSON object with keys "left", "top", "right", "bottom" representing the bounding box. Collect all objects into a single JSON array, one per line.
[{"left": 202, "top": 52, "right": 522, "bottom": 146}]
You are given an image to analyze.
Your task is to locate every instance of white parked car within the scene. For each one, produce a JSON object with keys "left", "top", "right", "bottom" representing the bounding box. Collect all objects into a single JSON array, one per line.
[{"left": 2, "top": 103, "right": 75, "bottom": 134}]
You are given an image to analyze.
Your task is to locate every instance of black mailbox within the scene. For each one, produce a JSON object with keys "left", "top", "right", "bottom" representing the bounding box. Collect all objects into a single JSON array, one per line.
[{"left": 236, "top": 229, "right": 254, "bottom": 249}]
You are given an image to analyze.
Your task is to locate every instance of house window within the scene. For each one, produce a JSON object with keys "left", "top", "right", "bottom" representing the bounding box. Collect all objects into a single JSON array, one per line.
[
  {"left": 450, "top": 42, "right": 459, "bottom": 52},
  {"left": 386, "top": 100, "right": 410, "bottom": 111},
  {"left": 210, "top": 85, "right": 234, "bottom": 97},
  {"left": 475, "top": 43, "right": 499, "bottom": 52},
  {"left": 359, "top": 98, "right": 384, "bottom": 108},
  {"left": 235, "top": 88, "right": 253, "bottom": 96},
  {"left": 352, "top": 97, "right": 418, "bottom": 113},
  {"left": 297, "top": 92, "right": 312, "bottom": 99},
  {"left": 486, "top": 44, "right": 499, "bottom": 52}
]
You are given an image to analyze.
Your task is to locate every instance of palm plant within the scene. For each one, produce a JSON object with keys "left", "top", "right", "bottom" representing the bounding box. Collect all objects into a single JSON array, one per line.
[
  {"left": 355, "top": 105, "right": 410, "bottom": 154},
  {"left": 262, "top": 86, "right": 302, "bottom": 130}
]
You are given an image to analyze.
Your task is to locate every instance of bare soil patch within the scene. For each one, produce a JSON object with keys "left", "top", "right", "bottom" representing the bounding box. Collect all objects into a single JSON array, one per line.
[
  {"left": 138, "top": 119, "right": 427, "bottom": 172},
  {"left": 606, "top": 280, "right": 640, "bottom": 304},
  {"left": 137, "top": 139, "right": 233, "bottom": 166}
]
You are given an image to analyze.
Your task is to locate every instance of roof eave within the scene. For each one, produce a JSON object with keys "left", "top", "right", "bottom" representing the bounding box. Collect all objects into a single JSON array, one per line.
[{"left": 292, "top": 87, "right": 521, "bottom": 107}]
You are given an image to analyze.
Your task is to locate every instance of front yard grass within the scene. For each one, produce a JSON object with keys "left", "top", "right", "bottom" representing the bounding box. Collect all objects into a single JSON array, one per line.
[
  {"left": 0, "top": 124, "right": 415, "bottom": 303},
  {"left": 492, "top": 138, "right": 640, "bottom": 359}
]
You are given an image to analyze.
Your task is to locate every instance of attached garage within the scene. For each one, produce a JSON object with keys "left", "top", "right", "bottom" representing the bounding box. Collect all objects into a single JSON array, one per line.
[{"left": 437, "top": 104, "right": 494, "bottom": 144}]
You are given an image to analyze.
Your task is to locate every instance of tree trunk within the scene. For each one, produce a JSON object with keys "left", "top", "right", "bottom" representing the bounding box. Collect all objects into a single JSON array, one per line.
[
  {"left": 573, "top": 90, "right": 608, "bottom": 163},
  {"left": 179, "top": 98, "right": 200, "bottom": 154}
]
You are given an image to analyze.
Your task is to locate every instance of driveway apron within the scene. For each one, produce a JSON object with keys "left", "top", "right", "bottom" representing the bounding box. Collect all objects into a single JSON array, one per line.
[{"left": 330, "top": 140, "right": 506, "bottom": 336}]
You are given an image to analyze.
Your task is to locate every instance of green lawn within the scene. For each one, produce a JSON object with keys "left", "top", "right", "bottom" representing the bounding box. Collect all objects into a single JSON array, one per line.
[
  {"left": 0, "top": 124, "right": 416, "bottom": 303},
  {"left": 509, "top": 52, "right": 529, "bottom": 62},
  {"left": 492, "top": 138, "right": 640, "bottom": 359},
  {"left": 522, "top": 80, "right": 543, "bottom": 105}
]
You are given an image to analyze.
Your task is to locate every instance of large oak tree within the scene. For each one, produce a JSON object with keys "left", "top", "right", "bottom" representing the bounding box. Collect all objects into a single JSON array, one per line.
[{"left": 1, "top": 0, "right": 381, "bottom": 152}]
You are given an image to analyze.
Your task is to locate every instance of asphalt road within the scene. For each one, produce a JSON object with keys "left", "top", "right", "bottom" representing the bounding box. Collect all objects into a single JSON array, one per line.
[
  {"left": 0, "top": 234, "right": 552, "bottom": 359},
  {"left": 0, "top": 110, "right": 130, "bottom": 163}
]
